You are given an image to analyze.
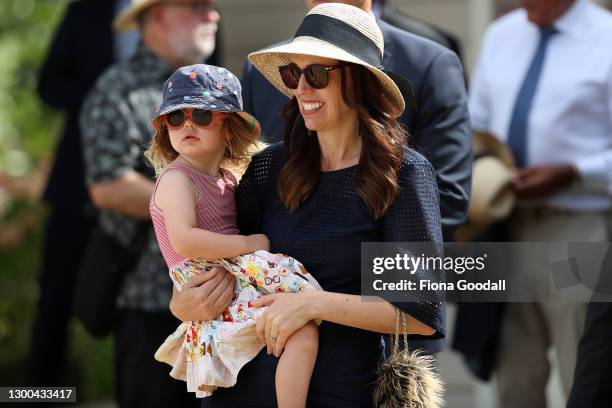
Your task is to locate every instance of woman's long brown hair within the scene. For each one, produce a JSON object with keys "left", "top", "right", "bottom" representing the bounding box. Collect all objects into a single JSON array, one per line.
[{"left": 278, "top": 64, "right": 407, "bottom": 219}]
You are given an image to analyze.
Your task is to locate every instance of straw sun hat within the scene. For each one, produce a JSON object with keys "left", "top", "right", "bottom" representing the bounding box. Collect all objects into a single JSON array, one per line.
[
  {"left": 248, "top": 3, "right": 411, "bottom": 118},
  {"left": 114, "top": 0, "right": 165, "bottom": 32},
  {"left": 455, "top": 132, "right": 517, "bottom": 241}
]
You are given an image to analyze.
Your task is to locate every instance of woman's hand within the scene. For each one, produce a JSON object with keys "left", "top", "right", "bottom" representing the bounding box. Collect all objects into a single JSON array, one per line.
[
  {"left": 247, "top": 234, "right": 270, "bottom": 252},
  {"left": 251, "top": 291, "right": 317, "bottom": 357},
  {"left": 169, "top": 267, "right": 235, "bottom": 321}
]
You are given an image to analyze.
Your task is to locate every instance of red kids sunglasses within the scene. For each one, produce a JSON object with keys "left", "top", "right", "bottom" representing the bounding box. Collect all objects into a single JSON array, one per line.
[{"left": 162, "top": 108, "right": 225, "bottom": 130}]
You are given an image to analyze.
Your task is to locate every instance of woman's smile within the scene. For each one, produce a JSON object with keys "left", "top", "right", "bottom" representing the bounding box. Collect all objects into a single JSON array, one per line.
[{"left": 300, "top": 99, "right": 325, "bottom": 115}]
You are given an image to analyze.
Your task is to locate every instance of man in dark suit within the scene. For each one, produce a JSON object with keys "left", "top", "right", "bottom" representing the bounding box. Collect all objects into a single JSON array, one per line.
[
  {"left": 376, "top": 0, "right": 463, "bottom": 61},
  {"left": 241, "top": 0, "right": 471, "bottom": 353},
  {"left": 567, "top": 303, "right": 612, "bottom": 407}
]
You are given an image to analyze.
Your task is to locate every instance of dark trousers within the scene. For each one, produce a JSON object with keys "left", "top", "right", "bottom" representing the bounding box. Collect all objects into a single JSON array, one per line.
[
  {"left": 567, "top": 302, "right": 612, "bottom": 408},
  {"left": 24, "top": 206, "right": 96, "bottom": 385},
  {"left": 114, "top": 309, "right": 200, "bottom": 408}
]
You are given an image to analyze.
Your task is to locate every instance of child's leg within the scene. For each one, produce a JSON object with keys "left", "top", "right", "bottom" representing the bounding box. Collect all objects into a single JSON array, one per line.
[{"left": 275, "top": 321, "right": 318, "bottom": 408}]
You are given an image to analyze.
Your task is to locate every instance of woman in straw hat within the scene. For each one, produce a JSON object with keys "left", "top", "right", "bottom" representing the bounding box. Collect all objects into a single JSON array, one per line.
[{"left": 172, "top": 3, "right": 445, "bottom": 407}]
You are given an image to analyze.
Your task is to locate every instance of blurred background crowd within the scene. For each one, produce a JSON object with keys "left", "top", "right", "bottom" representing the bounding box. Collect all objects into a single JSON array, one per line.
[{"left": 1, "top": 0, "right": 611, "bottom": 407}]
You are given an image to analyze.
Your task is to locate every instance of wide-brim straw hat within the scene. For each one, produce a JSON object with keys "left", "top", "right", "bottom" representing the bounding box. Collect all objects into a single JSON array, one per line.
[
  {"left": 114, "top": 0, "right": 165, "bottom": 32},
  {"left": 248, "top": 3, "right": 407, "bottom": 118},
  {"left": 455, "top": 132, "right": 517, "bottom": 241}
]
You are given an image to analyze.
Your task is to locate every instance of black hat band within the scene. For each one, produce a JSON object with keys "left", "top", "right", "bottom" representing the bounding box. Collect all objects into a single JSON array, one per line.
[{"left": 294, "top": 14, "right": 383, "bottom": 69}]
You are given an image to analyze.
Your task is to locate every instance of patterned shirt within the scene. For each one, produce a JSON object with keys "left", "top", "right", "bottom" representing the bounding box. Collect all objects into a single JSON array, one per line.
[{"left": 80, "top": 45, "right": 174, "bottom": 312}]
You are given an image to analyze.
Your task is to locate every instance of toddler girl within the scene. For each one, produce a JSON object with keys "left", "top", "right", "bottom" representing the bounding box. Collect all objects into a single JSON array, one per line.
[{"left": 145, "top": 64, "right": 321, "bottom": 408}]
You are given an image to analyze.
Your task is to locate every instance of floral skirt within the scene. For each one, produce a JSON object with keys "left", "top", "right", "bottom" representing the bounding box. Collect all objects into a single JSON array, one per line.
[{"left": 154, "top": 250, "right": 322, "bottom": 398}]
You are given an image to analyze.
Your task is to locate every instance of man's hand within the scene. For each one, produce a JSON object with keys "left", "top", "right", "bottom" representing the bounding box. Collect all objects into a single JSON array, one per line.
[
  {"left": 169, "top": 267, "right": 235, "bottom": 321},
  {"left": 513, "top": 164, "right": 578, "bottom": 199}
]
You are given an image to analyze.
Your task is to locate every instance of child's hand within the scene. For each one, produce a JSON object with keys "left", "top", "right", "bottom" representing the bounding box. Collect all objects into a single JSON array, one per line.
[{"left": 248, "top": 234, "right": 270, "bottom": 252}]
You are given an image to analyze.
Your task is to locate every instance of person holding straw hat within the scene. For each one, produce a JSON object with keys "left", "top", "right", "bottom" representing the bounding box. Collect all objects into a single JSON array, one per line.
[{"left": 171, "top": 3, "right": 445, "bottom": 407}]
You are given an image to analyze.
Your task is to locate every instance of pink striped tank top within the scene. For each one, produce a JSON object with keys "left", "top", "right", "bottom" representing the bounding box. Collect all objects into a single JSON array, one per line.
[{"left": 150, "top": 161, "right": 240, "bottom": 270}]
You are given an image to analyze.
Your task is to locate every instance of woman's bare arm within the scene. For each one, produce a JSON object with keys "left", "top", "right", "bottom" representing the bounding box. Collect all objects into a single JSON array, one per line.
[{"left": 308, "top": 291, "right": 435, "bottom": 335}]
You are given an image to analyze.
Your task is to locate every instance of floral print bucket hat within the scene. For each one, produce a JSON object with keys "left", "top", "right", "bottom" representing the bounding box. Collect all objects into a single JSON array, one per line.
[{"left": 152, "top": 64, "right": 260, "bottom": 136}]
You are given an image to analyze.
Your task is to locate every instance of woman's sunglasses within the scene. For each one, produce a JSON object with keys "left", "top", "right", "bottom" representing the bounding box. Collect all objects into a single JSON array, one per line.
[
  {"left": 162, "top": 108, "right": 220, "bottom": 129},
  {"left": 278, "top": 62, "right": 348, "bottom": 90}
]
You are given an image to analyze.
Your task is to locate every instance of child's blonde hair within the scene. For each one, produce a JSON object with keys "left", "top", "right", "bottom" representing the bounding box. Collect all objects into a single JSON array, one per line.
[{"left": 145, "top": 113, "right": 264, "bottom": 179}]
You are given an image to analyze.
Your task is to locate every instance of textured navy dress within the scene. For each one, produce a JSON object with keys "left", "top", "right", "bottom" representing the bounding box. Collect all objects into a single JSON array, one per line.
[{"left": 202, "top": 143, "right": 445, "bottom": 408}]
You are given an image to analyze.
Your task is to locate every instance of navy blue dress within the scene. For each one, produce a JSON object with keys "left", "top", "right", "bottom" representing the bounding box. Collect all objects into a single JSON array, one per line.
[{"left": 202, "top": 143, "right": 445, "bottom": 408}]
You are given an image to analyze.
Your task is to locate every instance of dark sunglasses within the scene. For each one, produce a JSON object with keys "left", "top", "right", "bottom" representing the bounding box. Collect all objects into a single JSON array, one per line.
[
  {"left": 162, "top": 108, "right": 217, "bottom": 129},
  {"left": 278, "top": 62, "right": 348, "bottom": 90}
]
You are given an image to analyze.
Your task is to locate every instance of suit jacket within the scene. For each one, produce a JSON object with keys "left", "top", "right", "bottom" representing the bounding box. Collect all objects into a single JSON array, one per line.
[
  {"left": 380, "top": 3, "right": 463, "bottom": 62},
  {"left": 451, "top": 221, "right": 511, "bottom": 381},
  {"left": 241, "top": 19, "right": 472, "bottom": 240},
  {"left": 567, "top": 265, "right": 612, "bottom": 407}
]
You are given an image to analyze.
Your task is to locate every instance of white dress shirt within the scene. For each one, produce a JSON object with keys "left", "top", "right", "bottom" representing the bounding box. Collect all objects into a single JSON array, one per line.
[{"left": 469, "top": 0, "right": 612, "bottom": 211}]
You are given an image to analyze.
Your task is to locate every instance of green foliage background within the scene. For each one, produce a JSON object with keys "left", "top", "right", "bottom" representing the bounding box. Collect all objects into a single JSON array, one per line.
[{"left": 0, "top": 0, "right": 114, "bottom": 401}]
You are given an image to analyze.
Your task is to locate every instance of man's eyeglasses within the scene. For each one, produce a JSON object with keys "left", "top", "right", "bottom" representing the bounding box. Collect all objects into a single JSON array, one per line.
[
  {"left": 162, "top": 108, "right": 220, "bottom": 129},
  {"left": 278, "top": 62, "right": 349, "bottom": 90}
]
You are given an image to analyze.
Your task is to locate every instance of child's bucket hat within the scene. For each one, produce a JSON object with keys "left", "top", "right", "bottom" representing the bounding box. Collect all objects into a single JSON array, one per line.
[{"left": 152, "top": 64, "right": 260, "bottom": 136}]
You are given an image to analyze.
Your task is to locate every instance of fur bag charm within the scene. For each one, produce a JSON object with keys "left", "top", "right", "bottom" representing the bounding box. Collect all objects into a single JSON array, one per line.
[{"left": 373, "top": 308, "right": 444, "bottom": 408}]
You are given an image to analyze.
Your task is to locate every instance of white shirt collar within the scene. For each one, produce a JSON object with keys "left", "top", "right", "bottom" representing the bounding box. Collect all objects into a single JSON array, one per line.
[{"left": 553, "top": 0, "right": 588, "bottom": 37}]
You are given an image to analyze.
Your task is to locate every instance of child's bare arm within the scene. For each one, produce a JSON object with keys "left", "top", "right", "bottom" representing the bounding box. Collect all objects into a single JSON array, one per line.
[
  {"left": 156, "top": 170, "right": 269, "bottom": 260},
  {"left": 275, "top": 322, "right": 318, "bottom": 408}
]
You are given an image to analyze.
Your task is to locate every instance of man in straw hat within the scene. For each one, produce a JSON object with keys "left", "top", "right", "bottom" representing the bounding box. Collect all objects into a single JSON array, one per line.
[
  {"left": 241, "top": 0, "right": 471, "bottom": 355},
  {"left": 469, "top": 0, "right": 612, "bottom": 406},
  {"left": 80, "top": 1, "right": 224, "bottom": 406}
]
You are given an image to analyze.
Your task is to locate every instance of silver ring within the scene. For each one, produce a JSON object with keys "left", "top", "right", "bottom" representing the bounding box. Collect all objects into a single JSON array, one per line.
[{"left": 270, "top": 336, "right": 278, "bottom": 342}]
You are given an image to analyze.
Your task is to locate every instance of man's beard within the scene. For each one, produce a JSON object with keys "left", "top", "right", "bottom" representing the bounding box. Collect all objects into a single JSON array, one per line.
[{"left": 171, "top": 22, "right": 218, "bottom": 64}]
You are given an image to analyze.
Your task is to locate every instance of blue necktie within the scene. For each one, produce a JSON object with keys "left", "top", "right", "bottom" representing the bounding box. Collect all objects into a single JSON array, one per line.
[{"left": 507, "top": 27, "right": 556, "bottom": 168}]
